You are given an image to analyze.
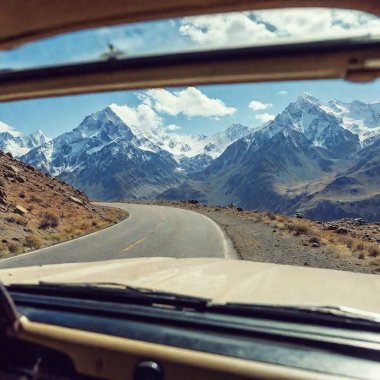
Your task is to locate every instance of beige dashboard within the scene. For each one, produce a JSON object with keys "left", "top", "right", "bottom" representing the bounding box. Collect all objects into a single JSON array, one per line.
[{"left": 8, "top": 316, "right": 344, "bottom": 380}]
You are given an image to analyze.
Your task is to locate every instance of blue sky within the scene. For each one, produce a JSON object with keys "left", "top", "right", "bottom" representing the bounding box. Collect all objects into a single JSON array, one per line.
[{"left": 0, "top": 8, "right": 380, "bottom": 137}]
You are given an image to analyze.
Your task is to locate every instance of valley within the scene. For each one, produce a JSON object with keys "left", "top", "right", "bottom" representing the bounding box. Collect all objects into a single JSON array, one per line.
[{"left": 1, "top": 93, "right": 380, "bottom": 222}]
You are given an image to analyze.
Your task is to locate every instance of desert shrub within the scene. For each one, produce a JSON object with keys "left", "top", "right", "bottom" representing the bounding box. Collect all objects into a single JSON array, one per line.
[
  {"left": 358, "top": 252, "right": 365, "bottom": 260},
  {"left": 91, "top": 220, "right": 98, "bottom": 227},
  {"left": 345, "top": 237, "right": 355, "bottom": 249},
  {"left": 50, "top": 233, "right": 64, "bottom": 242},
  {"left": 264, "top": 211, "right": 276, "bottom": 221},
  {"left": 8, "top": 242, "right": 22, "bottom": 253},
  {"left": 39, "top": 213, "right": 59, "bottom": 229},
  {"left": 5, "top": 215, "right": 28, "bottom": 226},
  {"left": 30, "top": 194, "right": 42, "bottom": 204},
  {"left": 368, "top": 245, "right": 380, "bottom": 257},
  {"left": 24, "top": 234, "right": 43, "bottom": 249},
  {"left": 354, "top": 241, "right": 365, "bottom": 251},
  {"left": 286, "top": 222, "right": 310, "bottom": 236},
  {"left": 308, "top": 236, "right": 321, "bottom": 245},
  {"left": 19, "top": 192, "right": 25, "bottom": 199}
]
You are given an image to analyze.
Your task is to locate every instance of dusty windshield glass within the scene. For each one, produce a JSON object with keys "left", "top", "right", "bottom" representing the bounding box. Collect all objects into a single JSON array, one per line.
[
  {"left": 1, "top": 7, "right": 380, "bottom": 71},
  {"left": 0, "top": 79, "right": 379, "bottom": 286},
  {"left": 0, "top": 5, "right": 380, "bottom": 312}
]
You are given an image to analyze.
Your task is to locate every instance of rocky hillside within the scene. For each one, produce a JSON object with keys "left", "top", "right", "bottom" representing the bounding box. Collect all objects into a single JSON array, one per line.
[{"left": 0, "top": 150, "right": 127, "bottom": 258}]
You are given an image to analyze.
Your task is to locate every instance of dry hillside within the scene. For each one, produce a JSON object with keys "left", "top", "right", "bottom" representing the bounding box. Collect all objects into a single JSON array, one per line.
[{"left": 0, "top": 150, "right": 127, "bottom": 258}]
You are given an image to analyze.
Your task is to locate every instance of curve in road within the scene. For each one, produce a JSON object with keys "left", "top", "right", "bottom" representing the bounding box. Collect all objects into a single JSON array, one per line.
[{"left": 0, "top": 203, "right": 236, "bottom": 269}]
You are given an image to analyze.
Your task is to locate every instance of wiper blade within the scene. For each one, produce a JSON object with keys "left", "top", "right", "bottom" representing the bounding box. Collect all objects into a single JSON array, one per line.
[
  {"left": 209, "top": 303, "right": 380, "bottom": 330},
  {"left": 7, "top": 282, "right": 210, "bottom": 311}
]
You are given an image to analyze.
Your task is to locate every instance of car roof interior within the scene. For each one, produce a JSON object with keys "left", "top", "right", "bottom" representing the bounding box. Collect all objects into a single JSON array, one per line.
[{"left": 1, "top": 0, "right": 380, "bottom": 51}]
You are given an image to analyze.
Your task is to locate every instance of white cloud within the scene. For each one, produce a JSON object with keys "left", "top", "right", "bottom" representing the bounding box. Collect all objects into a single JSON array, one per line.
[
  {"left": 179, "top": 13, "right": 276, "bottom": 47},
  {"left": 179, "top": 9, "right": 380, "bottom": 48},
  {"left": 277, "top": 90, "right": 288, "bottom": 96},
  {"left": 143, "top": 87, "right": 236, "bottom": 118},
  {"left": 166, "top": 124, "right": 181, "bottom": 131},
  {"left": 0, "top": 121, "right": 21, "bottom": 137},
  {"left": 109, "top": 103, "right": 162, "bottom": 130},
  {"left": 255, "top": 113, "right": 275, "bottom": 123},
  {"left": 248, "top": 100, "right": 272, "bottom": 112}
]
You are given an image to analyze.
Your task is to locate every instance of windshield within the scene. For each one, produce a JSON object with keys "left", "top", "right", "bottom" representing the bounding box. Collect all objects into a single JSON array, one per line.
[
  {"left": 0, "top": 7, "right": 380, "bottom": 316},
  {"left": 1, "top": 7, "right": 380, "bottom": 71}
]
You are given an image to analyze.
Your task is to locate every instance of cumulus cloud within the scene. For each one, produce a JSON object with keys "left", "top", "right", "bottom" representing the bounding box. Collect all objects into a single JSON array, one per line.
[
  {"left": 110, "top": 103, "right": 162, "bottom": 130},
  {"left": 179, "top": 13, "right": 276, "bottom": 47},
  {"left": 277, "top": 90, "right": 288, "bottom": 96},
  {"left": 255, "top": 113, "right": 275, "bottom": 123},
  {"left": 248, "top": 100, "right": 272, "bottom": 112},
  {"left": 0, "top": 121, "right": 21, "bottom": 137},
  {"left": 143, "top": 87, "right": 236, "bottom": 118},
  {"left": 179, "top": 9, "right": 380, "bottom": 48}
]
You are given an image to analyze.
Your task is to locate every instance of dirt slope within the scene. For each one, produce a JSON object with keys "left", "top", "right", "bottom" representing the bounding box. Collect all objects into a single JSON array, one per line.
[{"left": 0, "top": 151, "right": 127, "bottom": 258}]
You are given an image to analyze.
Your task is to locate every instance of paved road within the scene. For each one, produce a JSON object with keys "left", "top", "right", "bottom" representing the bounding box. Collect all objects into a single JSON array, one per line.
[{"left": 0, "top": 203, "right": 235, "bottom": 269}]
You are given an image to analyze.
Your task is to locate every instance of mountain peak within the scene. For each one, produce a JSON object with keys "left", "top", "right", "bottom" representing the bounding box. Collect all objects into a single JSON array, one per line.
[
  {"left": 0, "top": 120, "right": 22, "bottom": 137},
  {"left": 297, "top": 92, "right": 320, "bottom": 105}
]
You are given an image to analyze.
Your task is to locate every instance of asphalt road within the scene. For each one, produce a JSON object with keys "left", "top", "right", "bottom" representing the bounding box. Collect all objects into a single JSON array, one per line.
[{"left": 0, "top": 203, "right": 235, "bottom": 269}]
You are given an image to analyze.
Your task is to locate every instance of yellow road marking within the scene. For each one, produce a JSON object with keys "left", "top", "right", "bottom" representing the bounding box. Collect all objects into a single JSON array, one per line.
[{"left": 122, "top": 238, "right": 145, "bottom": 253}]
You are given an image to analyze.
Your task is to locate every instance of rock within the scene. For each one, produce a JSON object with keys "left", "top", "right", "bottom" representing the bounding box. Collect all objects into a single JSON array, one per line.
[
  {"left": 311, "top": 242, "right": 320, "bottom": 247},
  {"left": 4, "top": 164, "right": 19, "bottom": 174},
  {"left": 186, "top": 199, "right": 199, "bottom": 204},
  {"left": 15, "top": 205, "right": 28, "bottom": 215},
  {"left": 15, "top": 175, "right": 26, "bottom": 183},
  {"left": 69, "top": 196, "right": 84, "bottom": 205},
  {"left": 353, "top": 218, "right": 366, "bottom": 226},
  {"left": 5, "top": 152, "right": 13, "bottom": 159},
  {"left": 336, "top": 227, "right": 348, "bottom": 234},
  {"left": 325, "top": 224, "right": 338, "bottom": 231},
  {"left": 295, "top": 213, "right": 303, "bottom": 219}
]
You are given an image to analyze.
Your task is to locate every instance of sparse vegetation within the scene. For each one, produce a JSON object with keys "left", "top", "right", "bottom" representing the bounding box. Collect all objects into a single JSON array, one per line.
[
  {"left": 0, "top": 151, "right": 129, "bottom": 259},
  {"left": 24, "top": 233, "right": 43, "bottom": 249},
  {"left": 39, "top": 212, "right": 59, "bottom": 229},
  {"left": 5, "top": 214, "right": 28, "bottom": 226}
]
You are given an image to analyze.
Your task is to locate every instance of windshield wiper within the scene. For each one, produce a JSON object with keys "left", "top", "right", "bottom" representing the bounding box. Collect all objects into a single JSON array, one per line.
[
  {"left": 208, "top": 303, "right": 380, "bottom": 331},
  {"left": 7, "top": 282, "right": 210, "bottom": 311},
  {"left": 7, "top": 283, "right": 380, "bottom": 331}
]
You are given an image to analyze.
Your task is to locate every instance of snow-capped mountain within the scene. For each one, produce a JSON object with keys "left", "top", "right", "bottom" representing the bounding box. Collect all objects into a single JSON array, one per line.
[
  {"left": 323, "top": 98, "right": 380, "bottom": 145},
  {"left": 19, "top": 93, "right": 380, "bottom": 219},
  {"left": 0, "top": 121, "right": 50, "bottom": 157},
  {"left": 0, "top": 129, "right": 50, "bottom": 157},
  {"left": 22, "top": 106, "right": 251, "bottom": 178},
  {"left": 110, "top": 103, "right": 252, "bottom": 163},
  {"left": 161, "top": 93, "right": 380, "bottom": 220}
]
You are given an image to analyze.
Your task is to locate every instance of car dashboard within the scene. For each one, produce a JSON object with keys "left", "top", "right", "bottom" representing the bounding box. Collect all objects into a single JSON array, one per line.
[{"left": 1, "top": 284, "right": 380, "bottom": 380}]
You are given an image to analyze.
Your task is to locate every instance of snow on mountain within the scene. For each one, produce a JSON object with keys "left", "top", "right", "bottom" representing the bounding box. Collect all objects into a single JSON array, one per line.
[
  {"left": 320, "top": 98, "right": 380, "bottom": 145},
  {"left": 0, "top": 121, "right": 50, "bottom": 157},
  {"left": 109, "top": 103, "right": 252, "bottom": 160}
]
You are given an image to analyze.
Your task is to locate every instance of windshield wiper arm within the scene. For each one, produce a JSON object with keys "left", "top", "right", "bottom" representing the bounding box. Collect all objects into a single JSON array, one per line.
[
  {"left": 7, "top": 282, "right": 210, "bottom": 311},
  {"left": 208, "top": 303, "right": 380, "bottom": 330}
]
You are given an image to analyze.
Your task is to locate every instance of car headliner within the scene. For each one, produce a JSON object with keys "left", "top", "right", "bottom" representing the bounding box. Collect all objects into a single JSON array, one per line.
[{"left": 0, "top": 0, "right": 379, "bottom": 51}]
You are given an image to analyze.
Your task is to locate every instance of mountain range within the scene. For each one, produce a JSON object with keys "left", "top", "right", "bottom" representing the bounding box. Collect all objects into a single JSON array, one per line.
[{"left": 1, "top": 93, "right": 380, "bottom": 221}]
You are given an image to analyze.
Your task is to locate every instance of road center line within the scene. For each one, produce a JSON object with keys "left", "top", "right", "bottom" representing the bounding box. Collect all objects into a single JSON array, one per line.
[{"left": 122, "top": 238, "right": 145, "bottom": 253}]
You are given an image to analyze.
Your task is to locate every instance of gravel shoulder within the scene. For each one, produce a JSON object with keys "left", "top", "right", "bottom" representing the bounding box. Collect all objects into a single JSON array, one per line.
[
  {"left": 203, "top": 210, "right": 373, "bottom": 273},
  {"left": 133, "top": 201, "right": 377, "bottom": 274}
]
